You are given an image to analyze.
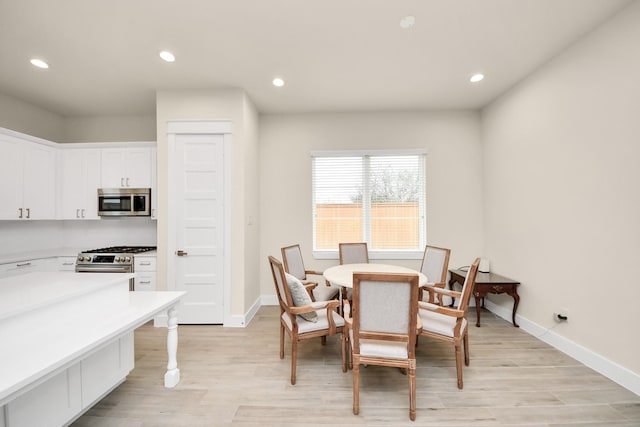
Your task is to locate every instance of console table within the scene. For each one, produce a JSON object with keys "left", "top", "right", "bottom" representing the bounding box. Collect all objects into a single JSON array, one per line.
[{"left": 448, "top": 269, "right": 520, "bottom": 327}]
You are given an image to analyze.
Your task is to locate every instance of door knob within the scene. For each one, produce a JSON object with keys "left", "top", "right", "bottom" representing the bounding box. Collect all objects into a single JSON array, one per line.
[{"left": 176, "top": 250, "right": 188, "bottom": 256}]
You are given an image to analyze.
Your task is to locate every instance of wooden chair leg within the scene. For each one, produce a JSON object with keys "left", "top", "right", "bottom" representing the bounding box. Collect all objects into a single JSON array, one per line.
[
  {"left": 341, "top": 332, "right": 347, "bottom": 373},
  {"left": 463, "top": 332, "right": 470, "bottom": 366},
  {"left": 291, "top": 339, "right": 298, "bottom": 385},
  {"left": 321, "top": 336, "right": 327, "bottom": 345},
  {"left": 352, "top": 356, "right": 360, "bottom": 415},
  {"left": 455, "top": 342, "right": 463, "bottom": 389},
  {"left": 409, "top": 361, "right": 416, "bottom": 421},
  {"left": 279, "top": 324, "right": 285, "bottom": 359}
]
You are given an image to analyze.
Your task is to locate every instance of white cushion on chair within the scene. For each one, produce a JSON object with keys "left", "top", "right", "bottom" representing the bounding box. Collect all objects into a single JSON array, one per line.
[
  {"left": 419, "top": 309, "right": 467, "bottom": 338},
  {"left": 349, "top": 330, "right": 408, "bottom": 359},
  {"left": 282, "top": 309, "right": 344, "bottom": 334},
  {"left": 285, "top": 273, "right": 318, "bottom": 322},
  {"left": 309, "top": 283, "right": 340, "bottom": 301}
]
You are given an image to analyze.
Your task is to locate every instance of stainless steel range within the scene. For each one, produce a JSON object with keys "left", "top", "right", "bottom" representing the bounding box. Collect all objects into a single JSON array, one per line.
[{"left": 75, "top": 246, "right": 157, "bottom": 291}]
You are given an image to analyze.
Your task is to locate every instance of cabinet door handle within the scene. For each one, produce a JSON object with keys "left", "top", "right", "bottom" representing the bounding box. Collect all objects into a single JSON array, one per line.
[
  {"left": 126, "top": 177, "right": 130, "bottom": 187},
  {"left": 62, "top": 262, "right": 74, "bottom": 266},
  {"left": 26, "top": 208, "right": 30, "bottom": 218},
  {"left": 121, "top": 177, "right": 125, "bottom": 187},
  {"left": 81, "top": 208, "right": 85, "bottom": 218},
  {"left": 76, "top": 209, "right": 80, "bottom": 218},
  {"left": 176, "top": 250, "right": 188, "bottom": 256},
  {"left": 18, "top": 208, "right": 23, "bottom": 218},
  {"left": 140, "top": 261, "right": 151, "bottom": 266},
  {"left": 139, "top": 281, "right": 151, "bottom": 284},
  {"left": 16, "top": 262, "right": 32, "bottom": 268}
]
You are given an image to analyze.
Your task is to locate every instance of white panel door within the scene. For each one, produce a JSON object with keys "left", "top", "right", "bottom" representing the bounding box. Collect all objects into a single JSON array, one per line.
[{"left": 173, "top": 133, "right": 225, "bottom": 324}]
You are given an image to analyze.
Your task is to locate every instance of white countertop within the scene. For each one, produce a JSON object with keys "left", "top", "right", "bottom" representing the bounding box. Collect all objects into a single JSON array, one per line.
[
  {"left": 0, "top": 248, "right": 84, "bottom": 265},
  {"left": 0, "top": 271, "right": 135, "bottom": 321},
  {"left": 0, "top": 248, "right": 157, "bottom": 265}
]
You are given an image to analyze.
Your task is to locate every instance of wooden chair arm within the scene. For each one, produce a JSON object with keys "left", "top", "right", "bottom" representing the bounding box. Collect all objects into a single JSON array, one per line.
[
  {"left": 289, "top": 300, "right": 341, "bottom": 335},
  {"left": 422, "top": 285, "right": 461, "bottom": 298},
  {"left": 418, "top": 301, "right": 465, "bottom": 319},
  {"left": 303, "top": 283, "right": 318, "bottom": 301},
  {"left": 305, "top": 269, "right": 324, "bottom": 276}
]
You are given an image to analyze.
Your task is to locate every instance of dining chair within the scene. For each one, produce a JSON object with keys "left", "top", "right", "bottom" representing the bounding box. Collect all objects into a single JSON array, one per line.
[
  {"left": 418, "top": 245, "right": 451, "bottom": 305},
  {"left": 339, "top": 242, "right": 369, "bottom": 264},
  {"left": 268, "top": 256, "right": 346, "bottom": 385},
  {"left": 418, "top": 257, "right": 480, "bottom": 389},
  {"left": 344, "top": 271, "right": 420, "bottom": 421},
  {"left": 281, "top": 244, "right": 340, "bottom": 302}
]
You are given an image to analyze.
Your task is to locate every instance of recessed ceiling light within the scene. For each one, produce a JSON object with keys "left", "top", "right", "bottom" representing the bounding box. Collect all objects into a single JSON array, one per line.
[
  {"left": 30, "top": 58, "right": 49, "bottom": 69},
  {"left": 272, "top": 78, "right": 285, "bottom": 87},
  {"left": 470, "top": 73, "right": 485, "bottom": 83},
  {"left": 159, "top": 51, "right": 175, "bottom": 62},
  {"left": 400, "top": 15, "right": 415, "bottom": 29}
]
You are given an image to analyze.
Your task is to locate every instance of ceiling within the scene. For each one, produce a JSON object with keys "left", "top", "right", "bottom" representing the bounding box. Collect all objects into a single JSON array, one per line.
[{"left": 0, "top": 0, "right": 633, "bottom": 117}]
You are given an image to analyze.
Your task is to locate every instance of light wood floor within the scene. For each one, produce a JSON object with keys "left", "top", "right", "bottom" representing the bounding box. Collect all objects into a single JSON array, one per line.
[{"left": 73, "top": 306, "right": 640, "bottom": 426}]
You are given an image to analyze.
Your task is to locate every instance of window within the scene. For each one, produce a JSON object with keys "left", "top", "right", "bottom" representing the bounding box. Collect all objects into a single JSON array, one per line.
[{"left": 312, "top": 150, "right": 426, "bottom": 258}]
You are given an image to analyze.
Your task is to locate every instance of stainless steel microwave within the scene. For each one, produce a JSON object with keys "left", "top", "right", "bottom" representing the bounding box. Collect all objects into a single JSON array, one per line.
[{"left": 98, "top": 188, "right": 151, "bottom": 217}]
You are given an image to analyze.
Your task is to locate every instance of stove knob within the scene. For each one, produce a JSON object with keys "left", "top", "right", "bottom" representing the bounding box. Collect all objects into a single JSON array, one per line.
[
  {"left": 125, "top": 256, "right": 131, "bottom": 262},
  {"left": 115, "top": 256, "right": 122, "bottom": 262}
]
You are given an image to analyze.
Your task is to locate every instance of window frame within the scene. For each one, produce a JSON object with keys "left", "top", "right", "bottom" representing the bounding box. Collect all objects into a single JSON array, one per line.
[{"left": 311, "top": 149, "right": 427, "bottom": 260}]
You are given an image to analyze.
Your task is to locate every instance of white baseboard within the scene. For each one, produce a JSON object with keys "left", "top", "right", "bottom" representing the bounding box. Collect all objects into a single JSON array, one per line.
[
  {"left": 223, "top": 296, "right": 262, "bottom": 328},
  {"left": 484, "top": 300, "right": 640, "bottom": 396},
  {"left": 261, "top": 294, "right": 278, "bottom": 306}
]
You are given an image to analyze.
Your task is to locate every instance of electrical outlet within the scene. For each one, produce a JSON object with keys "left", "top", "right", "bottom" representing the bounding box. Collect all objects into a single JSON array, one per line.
[{"left": 553, "top": 307, "right": 569, "bottom": 322}]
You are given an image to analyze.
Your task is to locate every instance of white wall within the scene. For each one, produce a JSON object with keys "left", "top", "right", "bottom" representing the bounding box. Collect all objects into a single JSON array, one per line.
[
  {"left": 0, "top": 219, "right": 156, "bottom": 256},
  {"left": 259, "top": 111, "right": 483, "bottom": 296},
  {"left": 482, "top": 2, "right": 640, "bottom": 379},
  {"left": 0, "top": 93, "right": 66, "bottom": 142},
  {"left": 0, "top": 93, "right": 156, "bottom": 144},
  {"left": 63, "top": 115, "right": 156, "bottom": 143}
]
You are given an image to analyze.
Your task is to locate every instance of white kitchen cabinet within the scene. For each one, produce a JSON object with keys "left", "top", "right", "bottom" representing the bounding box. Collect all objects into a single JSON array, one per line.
[
  {"left": 56, "top": 256, "right": 77, "bottom": 271},
  {"left": 1, "top": 258, "right": 48, "bottom": 278},
  {"left": 101, "top": 147, "right": 152, "bottom": 188},
  {"left": 134, "top": 255, "right": 156, "bottom": 291},
  {"left": 59, "top": 148, "right": 101, "bottom": 220},
  {"left": 0, "top": 133, "right": 56, "bottom": 220}
]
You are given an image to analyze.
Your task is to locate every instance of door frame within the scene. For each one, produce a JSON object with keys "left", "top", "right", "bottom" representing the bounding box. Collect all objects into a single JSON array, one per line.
[{"left": 167, "top": 120, "right": 233, "bottom": 326}]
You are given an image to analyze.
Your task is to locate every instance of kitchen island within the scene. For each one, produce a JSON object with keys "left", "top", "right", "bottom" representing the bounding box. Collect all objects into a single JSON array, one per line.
[{"left": 0, "top": 272, "right": 185, "bottom": 427}]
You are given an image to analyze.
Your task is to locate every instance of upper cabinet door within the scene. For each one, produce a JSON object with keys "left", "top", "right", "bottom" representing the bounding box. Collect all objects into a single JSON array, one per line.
[
  {"left": 0, "top": 136, "right": 23, "bottom": 219},
  {"left": 101, "top": 147, "right": 151, "bottom": 188},
  {"left": 23, "top": 143, "right": 56, "bottom": 219},
  {"left": 0, "top": 134, "right": 55, "bottom": 220},
  {"left": 125, "top": 147, "right": 152, "bottom": 188},
  {"left": 60, "top": 149, "right": 101, "bottom": 219}
]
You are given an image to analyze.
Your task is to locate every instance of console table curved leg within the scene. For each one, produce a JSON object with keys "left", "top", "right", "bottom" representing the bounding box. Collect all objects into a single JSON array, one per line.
[
  {"left": 164, "top": 305, "right": 181, "bottom": 388},
  {"left": 509, "top": 290, "right": 520, "bottom": 328}
]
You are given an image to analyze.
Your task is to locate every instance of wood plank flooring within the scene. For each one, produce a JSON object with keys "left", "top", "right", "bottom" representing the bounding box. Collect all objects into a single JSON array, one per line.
[{"left": 72, "top": 306, "right": 640, "bottom": 426}]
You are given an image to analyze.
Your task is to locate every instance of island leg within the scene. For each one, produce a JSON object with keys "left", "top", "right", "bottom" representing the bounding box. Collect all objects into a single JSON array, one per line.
[{"left": 164, "top": 305, "right": 181, "bottom": 388}]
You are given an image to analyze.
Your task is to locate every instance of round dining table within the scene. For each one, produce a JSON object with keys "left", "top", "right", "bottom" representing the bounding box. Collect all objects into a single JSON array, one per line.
[{"left": 323, "top": 263, "right": 428, "bottom": 288}]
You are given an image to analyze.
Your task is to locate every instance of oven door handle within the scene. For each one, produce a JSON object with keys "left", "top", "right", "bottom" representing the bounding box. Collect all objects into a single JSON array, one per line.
[{"left": 76, "top": 266, "right": 132, "bottom": 273}]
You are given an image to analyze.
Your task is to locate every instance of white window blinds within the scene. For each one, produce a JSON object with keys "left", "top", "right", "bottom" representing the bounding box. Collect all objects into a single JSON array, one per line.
[{"left": 312, "top": 150, "right": 426, "bottom": 252}]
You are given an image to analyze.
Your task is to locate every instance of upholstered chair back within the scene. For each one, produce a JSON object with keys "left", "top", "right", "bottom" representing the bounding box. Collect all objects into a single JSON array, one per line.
[
  {"left": 339, "top": 242, "right": 369, "bottom": 264},
  {"left": 281, "top": 244, "right": 307, "bottom": 280}
]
